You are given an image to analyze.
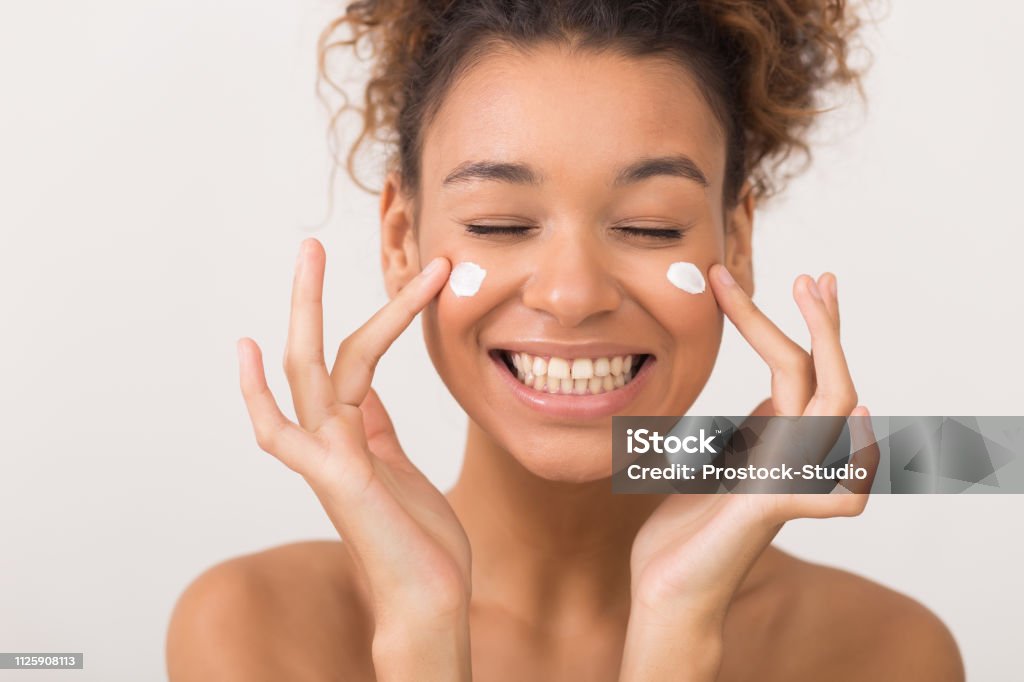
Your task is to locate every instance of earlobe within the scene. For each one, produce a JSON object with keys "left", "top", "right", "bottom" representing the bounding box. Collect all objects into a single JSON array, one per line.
[
  {"left": 379, "top": 171, "right": 421, "bottom": 299},
  {"left": 724, "top": 182, "right": 756, "bottom": 298}
]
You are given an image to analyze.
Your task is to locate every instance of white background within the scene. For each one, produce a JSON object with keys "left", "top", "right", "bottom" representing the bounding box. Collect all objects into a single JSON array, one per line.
[{"left": 2, "top": 1, "right": 1022, "bottom": 680}]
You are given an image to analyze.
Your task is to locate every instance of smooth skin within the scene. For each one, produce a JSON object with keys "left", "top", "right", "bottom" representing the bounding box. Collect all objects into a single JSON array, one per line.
[{"left": 167, "top": 45, "right": 964, "bottom": 681}]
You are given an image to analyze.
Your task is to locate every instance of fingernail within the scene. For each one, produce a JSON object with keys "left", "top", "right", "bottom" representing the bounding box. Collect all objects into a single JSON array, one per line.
[
  {"left": 829, "top": 276, "right": 837, "bottom": 298},
  {"left": 421, "top": 257, "right": 444, "bottom": 276},
  {"left": 715, "top": 265, "right": 735, "bottom": 286}
]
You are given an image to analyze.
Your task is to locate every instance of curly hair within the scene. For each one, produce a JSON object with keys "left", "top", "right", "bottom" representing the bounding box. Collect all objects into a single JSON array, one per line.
[{"left": 316, "top": 0, "right": 869, "bottom": 208}]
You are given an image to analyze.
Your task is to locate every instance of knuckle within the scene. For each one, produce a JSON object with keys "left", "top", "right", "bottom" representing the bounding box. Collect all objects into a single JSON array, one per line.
[
  {"left": 794, "top": 352, "right": 815, "bottom": 374},
  {"left": 736, "top": 295, "right": 760, "bottom": 316},
  {"left": 283, "top": 348, "right": 320, "bottom": 376},
  {"left": 845, "top": 391, "right": 860, "bottom": 414},
  {"left": 253, "top": 424, "right": 278, "bottom": 452},
  {"left": 336, "top": 334, "right": 359, "bottom": 363},
  {"left": 339, "top": 332, "right": 378, "bottom": 371},
  {"left": 253, "top": 416, "right": 294, "bottom": 456},
  {"left": 839, "top": 494, "right": 868, "bottom": 517},
  {"left": 815, "top": 392, "right": 857, "bottom": 415},
  {"left": 830, "top": 386, "right": 859, "bottom": 413},
  {"left": 395, "top": 295, "right": 419, "bottom": 321},
  {"left": 282, "top": 350, "right": 296, "bottom": 375},
  {"left": 358, "top": 347, "right": 379, "bottom": 371},
  {"left": 775, "top": 350, "right": 812, "bottom": 376},
  {"left": 328, "top": 405, "right": 366, "bottom": 443}
]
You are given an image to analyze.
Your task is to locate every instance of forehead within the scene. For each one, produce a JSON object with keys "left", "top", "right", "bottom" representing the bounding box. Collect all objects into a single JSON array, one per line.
[{"left": 420, "top": 43, "right": 727, "bottom": 192}]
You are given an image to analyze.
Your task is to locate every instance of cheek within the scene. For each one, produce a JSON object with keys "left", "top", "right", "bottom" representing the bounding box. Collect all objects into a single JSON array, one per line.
[
  {"left": 420, "top": 249, "right": 524, "bottom": 369},
  {"left": 630, "top": 260, "right": 723, "bottom": 414},
  {"left": 624, "top": 256, "right": 723, "bottom": 350},
  {"left": 615, "top": 222, "right": 725, "bottom": 332},
  {"left": 433, "top": 253, "right": 521, "bottom": 327},
  {"left": 419, "top": 226, "right": 509, "bottom": 325}
]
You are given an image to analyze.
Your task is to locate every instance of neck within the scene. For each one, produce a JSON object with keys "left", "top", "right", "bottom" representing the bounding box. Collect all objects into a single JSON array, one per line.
[{"left": 446, "top": 420, "right": 665, "bottom": 633}]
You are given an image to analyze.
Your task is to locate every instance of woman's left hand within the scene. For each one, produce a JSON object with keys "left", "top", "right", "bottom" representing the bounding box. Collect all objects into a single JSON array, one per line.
[{"left": 619, "top": 266, "right": 880, "bottom": 682}]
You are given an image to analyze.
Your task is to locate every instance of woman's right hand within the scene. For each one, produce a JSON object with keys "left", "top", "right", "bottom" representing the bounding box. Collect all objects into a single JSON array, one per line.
[{"left": 236, "top": 238, "right": 471, "bottom": 680}]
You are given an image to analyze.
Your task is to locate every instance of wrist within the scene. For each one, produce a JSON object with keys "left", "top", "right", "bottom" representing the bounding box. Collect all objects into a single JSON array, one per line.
[
  {"left": 619, "top": 604, "right": 724, "bottom": 682},
  {"left": 630, "top": 577, "right": 731, "bottom": 632},
  {"left": 372, "top": 609, "right": 472, "bottom": 682}
]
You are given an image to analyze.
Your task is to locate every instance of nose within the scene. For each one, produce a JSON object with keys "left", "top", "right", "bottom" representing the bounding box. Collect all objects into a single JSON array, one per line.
[{"left": 520, "top": 227, "right": 622, "bottom": 327}]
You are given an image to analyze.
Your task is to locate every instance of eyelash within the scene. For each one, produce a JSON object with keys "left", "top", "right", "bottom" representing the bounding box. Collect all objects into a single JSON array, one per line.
[{"left": 465, "top": 225, "right": 687, "bottom": 240}]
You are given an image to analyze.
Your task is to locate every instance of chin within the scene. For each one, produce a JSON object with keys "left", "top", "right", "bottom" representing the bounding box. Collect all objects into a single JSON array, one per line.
[{"left": 504, "top": 429, "right": 616, "bottom": 484}]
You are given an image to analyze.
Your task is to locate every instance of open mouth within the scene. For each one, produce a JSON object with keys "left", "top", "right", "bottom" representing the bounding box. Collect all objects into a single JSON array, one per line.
[{"left": 492, "top": 350, "right": 652, "bottom": 395}]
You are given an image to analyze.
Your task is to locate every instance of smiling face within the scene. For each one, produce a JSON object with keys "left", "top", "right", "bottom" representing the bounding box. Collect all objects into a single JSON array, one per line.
[{"left": 379, "top": 43, "right": 754, "bottom": 482}]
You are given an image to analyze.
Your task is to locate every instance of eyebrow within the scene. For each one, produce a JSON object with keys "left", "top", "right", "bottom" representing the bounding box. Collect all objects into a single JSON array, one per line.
[
  {"left": 443, "top": 160, "right": 541, "bottom": 187},
  {"left": 613, "top": 155, "right": 709, "bottom": 188},
  {"left": 441, "top": 154, "right": 708, "bottom": 189}
]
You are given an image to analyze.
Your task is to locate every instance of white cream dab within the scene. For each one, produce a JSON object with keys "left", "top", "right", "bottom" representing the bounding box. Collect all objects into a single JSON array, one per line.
[
  {"left": 449, "top": 261, "right": 487, "bottom": 297},
  {"left": 666, "top": 261, "right": 706, "bottom": 294}
]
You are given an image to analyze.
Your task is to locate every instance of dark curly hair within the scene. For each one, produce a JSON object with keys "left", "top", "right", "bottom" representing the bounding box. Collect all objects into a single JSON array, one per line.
[{"left": 316, "top": 0, "right": 869, "bottom": 209}]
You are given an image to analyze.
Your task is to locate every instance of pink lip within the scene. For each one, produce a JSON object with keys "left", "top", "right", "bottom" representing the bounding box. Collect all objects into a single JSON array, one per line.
[
  {"left": 490, "top": 351, "right": 656, "bottom": 420},
  {"left": 490, "top": 340, "right": 651, "bottom": 359}
]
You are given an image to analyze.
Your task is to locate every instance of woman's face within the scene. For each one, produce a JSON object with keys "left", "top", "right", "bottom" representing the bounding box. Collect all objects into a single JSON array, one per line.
[{"left": 381, "top": 44, "right": 754, "bottom": 482}]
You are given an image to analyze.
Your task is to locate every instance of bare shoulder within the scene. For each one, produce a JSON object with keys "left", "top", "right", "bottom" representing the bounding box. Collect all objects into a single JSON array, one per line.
[
  {"left": 166, "top": 540, "right": 373, "bottom": 682},
  {"left": 769, "top": 549, "right": 965, "bottom": 681}
]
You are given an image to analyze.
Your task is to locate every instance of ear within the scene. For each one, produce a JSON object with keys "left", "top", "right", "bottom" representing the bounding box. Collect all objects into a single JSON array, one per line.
[
  {"left": 379, "top": 170, "right": 421, "bottom": 299},
  {"left": 723, "top": 181, "right": 755, "bottom": 297}
]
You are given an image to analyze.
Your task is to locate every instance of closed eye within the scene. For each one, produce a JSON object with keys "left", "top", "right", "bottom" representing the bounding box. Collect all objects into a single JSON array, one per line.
[
  {"left": 464, "top": 224, "right": 690, "bottom": 240},
  {"left": 613, "top": 226, "right": 688, "bottom": 240},
  {"left": 465, "top": 224, "right": 535, "bottom": 237}
]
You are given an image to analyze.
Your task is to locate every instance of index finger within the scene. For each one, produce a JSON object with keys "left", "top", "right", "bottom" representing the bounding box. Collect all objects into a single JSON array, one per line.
[
  {"left": 709, "top": 263, "right": 814, "bottom": 414},
  {"left": 330, "top": 256, "right": 451, "bottom": 405}
]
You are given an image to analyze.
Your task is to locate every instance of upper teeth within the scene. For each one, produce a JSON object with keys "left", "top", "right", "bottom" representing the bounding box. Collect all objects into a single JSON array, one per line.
[{"left": 507, "top": 352, "right": 641, "bottom": 394}]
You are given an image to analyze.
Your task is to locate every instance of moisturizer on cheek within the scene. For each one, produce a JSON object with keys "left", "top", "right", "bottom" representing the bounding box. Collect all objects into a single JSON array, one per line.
[
  {"left": 449, "top": 261, "right": 487, "bottom": 297},
  {"left": 666, "top": 261, "right": 706, "bottom": 294}
]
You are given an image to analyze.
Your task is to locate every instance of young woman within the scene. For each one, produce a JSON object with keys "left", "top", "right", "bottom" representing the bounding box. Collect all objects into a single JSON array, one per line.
[{"left": 167, "top": 1, "right": 964, "bottom": 679}]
